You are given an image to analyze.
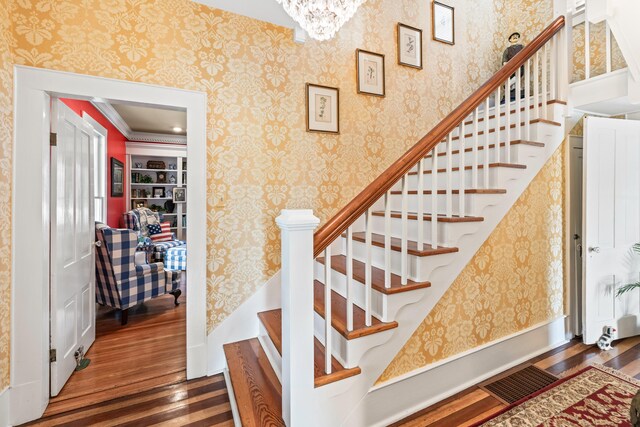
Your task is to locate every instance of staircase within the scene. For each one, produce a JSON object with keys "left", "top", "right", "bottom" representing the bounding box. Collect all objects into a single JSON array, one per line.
[{"left": 223, "top": 17, "right": 568, "bottom": 427}]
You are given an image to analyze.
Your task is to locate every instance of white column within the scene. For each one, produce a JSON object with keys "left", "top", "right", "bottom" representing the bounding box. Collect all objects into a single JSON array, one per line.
[{"left": 276, "top": 209, "right": 319, "bottom": 427}]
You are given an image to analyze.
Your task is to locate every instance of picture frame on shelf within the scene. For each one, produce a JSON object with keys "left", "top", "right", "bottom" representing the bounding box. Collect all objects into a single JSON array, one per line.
[
  {"left": 398, "top": 23, "right": 423, "bottom": 69},
  {"left": 305, "top": 83, "right": 339, "bottom": 134},
  {"left": 356, "top": 49, "right": 385, "bottom": 97},
  {"left": 111, "top": 157, "right": 124, "bottom": 197},
  {"left": 152, "top": 187, "right": 165, "bottom": 198},
  {"left": 432, "top": 1, "right": 455, "bottom": 45},
  {"left": 156, "top": 171, "right": 167, "bottom": 183},
  {"left": 173, "top": 187, "right": 187, "bottom": 203}
]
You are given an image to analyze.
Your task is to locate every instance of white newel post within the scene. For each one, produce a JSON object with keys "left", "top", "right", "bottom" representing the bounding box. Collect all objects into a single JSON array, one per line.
[{"left": 276, "top": 209, "right": 319, "bottom": 426}]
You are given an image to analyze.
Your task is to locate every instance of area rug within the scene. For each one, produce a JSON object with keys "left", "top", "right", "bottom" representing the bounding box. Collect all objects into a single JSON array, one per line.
[{"left": 472, "top": 364, "right": 640, "bottom": 426}]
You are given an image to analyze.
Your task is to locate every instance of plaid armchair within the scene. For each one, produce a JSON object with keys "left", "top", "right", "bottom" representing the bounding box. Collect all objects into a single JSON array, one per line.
[
  {"left": 95, "top": 222, "right": 181, "bottom": 325},
  {"left": 123, "top": 208, "right": 185, "bottom": 262}
]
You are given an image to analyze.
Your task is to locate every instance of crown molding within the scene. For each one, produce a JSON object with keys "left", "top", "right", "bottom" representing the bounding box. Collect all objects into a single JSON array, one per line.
[{"left": 91, "top": 100, "right": 187, "bottom": 145}]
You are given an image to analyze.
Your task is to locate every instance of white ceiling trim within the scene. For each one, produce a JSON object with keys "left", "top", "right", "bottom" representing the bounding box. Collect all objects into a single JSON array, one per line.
[{"left": 91, "top": 100, "right": 187, "bottom": 145}]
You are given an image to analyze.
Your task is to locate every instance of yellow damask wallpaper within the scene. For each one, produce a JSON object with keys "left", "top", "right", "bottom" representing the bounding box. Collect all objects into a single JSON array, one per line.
[
  {"left": 572, "top": 20, "right": 626, "bottom": 83},
  {"left": 0, "top": 0, "right": 554, "bottom": 391},
  {"left": 378, "top": 143, "right": 566, "bottom": 383}
]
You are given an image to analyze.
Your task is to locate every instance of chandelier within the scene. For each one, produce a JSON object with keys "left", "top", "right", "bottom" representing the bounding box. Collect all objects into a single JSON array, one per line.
[{"left": 276, "top": 0, "right": 367, "bottom": 41}]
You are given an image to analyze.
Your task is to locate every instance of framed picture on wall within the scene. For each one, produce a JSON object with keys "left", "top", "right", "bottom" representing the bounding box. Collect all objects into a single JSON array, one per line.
[
  {"left": 356, "top": 49, "right": 385, "bottom": 97},
  {"left": 432, "top": 1, "right": 455, "bottom": 45},
  {"left": 397, "top": 23, "right": 423, "bottom": 69},
  {"left": 111, "top": 157, "right": 124, "bottom": 197},
  {"left": 306, "top": 83, "right": 340, "bottom": 134},
  {"left": 173, "top": 187, "right": 187, "bottom": 204}
]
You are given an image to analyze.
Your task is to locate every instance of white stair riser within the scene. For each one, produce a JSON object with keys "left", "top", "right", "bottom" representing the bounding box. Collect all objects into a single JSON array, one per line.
[
  {"left": 399, "top": 165, "right": 525, "bottom": 190},
  {"left": 368, "top": 215, "right": 482, "bottom": 248},
  {"left": 374, "top": 192, "right": 504, "bottom": 218},
  {"left": 258, "top": 321, "right": 282, "bottom": 381},
  {"left": 420, "top": 143, "right": 542, "bottom": 171}
]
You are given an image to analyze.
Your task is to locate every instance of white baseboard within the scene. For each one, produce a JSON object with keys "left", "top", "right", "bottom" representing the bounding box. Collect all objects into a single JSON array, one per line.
[
  {"left": 0, "top": 387, "right": 9, "bottom": 427},
  {"left": 346, "top": 316, "right": 568, "bottom": 427},
  {"left": 207, "top": 271, "right": 281, "bottom": 374}
]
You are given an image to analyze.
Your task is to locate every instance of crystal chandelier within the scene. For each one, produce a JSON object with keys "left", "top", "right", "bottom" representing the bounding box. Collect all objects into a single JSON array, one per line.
[{"left": 276, "top": 0, "right": 367, "bottom": 41}]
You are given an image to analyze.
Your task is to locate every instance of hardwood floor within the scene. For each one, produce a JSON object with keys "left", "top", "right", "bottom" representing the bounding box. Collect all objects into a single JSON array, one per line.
[
  {"left": 42, "top": 280, "right": 187, "bottom": 418},
  {"left": 392, "top": 336, "right": 640, "bottom": 426}
]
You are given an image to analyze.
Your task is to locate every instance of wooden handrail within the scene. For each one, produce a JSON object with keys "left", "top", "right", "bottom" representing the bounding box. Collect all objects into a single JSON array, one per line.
[{"left": 313, "top": 16, "right": 565, "bottom": 258}]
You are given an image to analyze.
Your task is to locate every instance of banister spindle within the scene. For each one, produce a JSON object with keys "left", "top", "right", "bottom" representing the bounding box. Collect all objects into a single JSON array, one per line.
[
  {"left": 431, "top": 144, "right": 439, "bottom": 249},
  {"left": 458, "top": 121, "right": 465, "bottom": 218},
  {"left": 401, "top": 174, "right": 408, "bottom": 285},
  {"left": 525, "top": 59, "right": 531, "bottom": 141},
  {"left": 446, "top": 133, "right": 453, "bottom": 218},
  {"left": 495, "top": 84, "right": 501, "bottom": 163},
  {"left": 472, "top": 107, "right": 479, "bottom": 189},
  {"left": 534, "top": 51, "right": 540, "bottom": 120},
  {"left": 550, "top": 35, "right": 557, "bottom": 101},
  {"left": 365, "top": 208, "right": 372, "bottom": 326},
  {"left": 323, "top": 246, "right": 332, "bottom": 374},
  {"left": 484, "top": 97, "right": 490, "bottom": 188},
  {"left": 542, "top": 43, "right": 548, "bottom": 120},
  {"left": 515, "top": 64, "right": 522, "bottom": 146},
  {"left": 384, "top": 191, "right": 391, "bottom": 289},
  {"left": 417, "top": 159, "right": 425, "bottom": 251},
  {"left": 504, "top": 79, "right": 511, "bottom": 163},
  {"left": 346, "top": 226, "right": 354, "bottom": 331}
]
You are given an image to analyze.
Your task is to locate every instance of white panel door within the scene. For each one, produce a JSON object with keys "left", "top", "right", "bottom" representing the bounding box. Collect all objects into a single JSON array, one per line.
[
  {"left": 50, "top": 100, "right": 96, "bottom": 396},
  {"left": 583, "top": 116, "right": 640, "bottom": 344}
]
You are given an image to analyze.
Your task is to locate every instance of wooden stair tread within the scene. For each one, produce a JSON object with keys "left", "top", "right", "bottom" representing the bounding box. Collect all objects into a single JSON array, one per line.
[
  {"left": 460, "top": 99, "right": 566, "bottom": 127},
  {"left": 408, "top": 163, "right": 526, "bottom": 175},
  {"left": 390, "top": 188, "right": 507, "bottom": 195},
  {"left": 223, "top": 339, "right": 285, "bottom": 427},
  {"left": 348, "top": 231, "right": 459, "bottom": 257},
  {"left": 371, "top": 211, "right": 483, "bottom": 223},
  {"left": 316, "top": 254, "right": 432, "bottom": 294},
  {"left": 313, "top": 280, "right": 398, "bottom": 339},
  {"left": 445, "top": 120, "right": 561, "bottom": 142},
  {"left": 424, "top": 140, "right": 544, "bottom": 159},
  {"left": 258, "top": 310, "right": 362, "bottom": 387}
]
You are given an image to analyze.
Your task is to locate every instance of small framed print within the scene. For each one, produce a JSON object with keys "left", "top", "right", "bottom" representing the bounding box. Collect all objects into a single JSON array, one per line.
[
  {"left": 152, "top": 187, "right": 165, "bottom": 198},
  {"left": 173, "top": 187, "right": 186, "bottom": 203},
  {"left": 306, "top": 83, "right": 340, "bottom": 134},
  {"left": 397, "top": 23, "right": 423, "bottom": 69},
  {"left": 356, "top": 49, "right": 385, "bottom": 97},
  {"left": 110, "top": 157, "right": 124, "bottom": 197},
  {"left": 432, "top": 1, "right": 455, "bottom": 45}
]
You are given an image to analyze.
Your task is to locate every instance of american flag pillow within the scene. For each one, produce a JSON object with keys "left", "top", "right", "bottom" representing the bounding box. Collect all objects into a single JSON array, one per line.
[{"left": 149, "top": 222, "right": 173, "bottom": 242}]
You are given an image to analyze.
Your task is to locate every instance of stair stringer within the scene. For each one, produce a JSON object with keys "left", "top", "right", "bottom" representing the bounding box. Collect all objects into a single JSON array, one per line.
[{"left": 303, "top": 105, "right": 567, "bottom": 427}]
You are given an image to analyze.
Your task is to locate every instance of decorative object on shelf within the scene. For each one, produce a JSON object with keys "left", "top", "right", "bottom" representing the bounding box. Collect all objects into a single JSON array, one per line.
[
  {"left": 274, "top": 0, "right": 366, "bottom": 41},
  {"left": 169, "top": 174, "right": 177, "bottom": 184},
  {"left": 132, "top": 172, "right": 140, "bottom": 183},
  {"left": 182, "top": 160, "right": 187, "bottom": 171},
  {"left": 111, "top": 157, "right": 124, "bottom": 197},
  {"left": 432, "top": 1, "right": 454, "bottom": 45},
  {"left": 156, "top": 171, "right": 167, "bottom": 183},
  {"left": 173, "top": 187, "right": 186, "bottom": 203},
  {"left": 135, "top": 200, "right": 147, "bottom": 208},
  {"left": 134, "top": 162, "right": 143, "bottom": 169},
  {"left": 164, "top": 199, "right": 175, "bottom": 213},
  {"left": 146, "top": 160, "right": 166, "bottom": 169},
  {"left": 356, "top": 49, "right": 385, "bottom": 97},
  {"left": 397, "top": 23, "right": 423, "bottom": 69},
  {"left": 169, "top": 163, "right": 177, "bottom": 170},
  {"left": 152, "top": 187, "right": 165, "bottom": 198},
  {"left": 149, "top": 204, "right": 166, "bottom": 212},
  {"left": 306, "top": 83, "right": 339, "bottom": 134},
  {"left": 140, "top": 174, "right": 153, "bottom": 184}
]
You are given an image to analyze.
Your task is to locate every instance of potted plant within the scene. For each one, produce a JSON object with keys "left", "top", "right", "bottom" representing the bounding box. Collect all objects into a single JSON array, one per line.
[{"left": 616, "top": 243, "right": 640, "bottom": 297}]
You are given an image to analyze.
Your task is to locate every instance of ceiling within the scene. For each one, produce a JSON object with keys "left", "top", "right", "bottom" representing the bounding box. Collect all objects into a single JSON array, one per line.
[
  {"left": 110, "top": 102, "right": 187, "bottom": 136},
  {"left": 194, "top": 0, "right": 296, "bottom": 28}
]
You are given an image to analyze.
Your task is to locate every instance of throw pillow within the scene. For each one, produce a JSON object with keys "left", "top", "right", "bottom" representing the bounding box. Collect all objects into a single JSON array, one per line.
[
  {"left": 147, "top": 223, "right": 162, "bottom": 235},
  {"left": 150, "top": 221, "right": 173, "bottom": 242}
]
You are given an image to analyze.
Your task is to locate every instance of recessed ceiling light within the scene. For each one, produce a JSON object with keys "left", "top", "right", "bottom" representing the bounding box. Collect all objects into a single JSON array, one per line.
[{"left": 172, "top": 126, "right": 183, "bottom": 133}]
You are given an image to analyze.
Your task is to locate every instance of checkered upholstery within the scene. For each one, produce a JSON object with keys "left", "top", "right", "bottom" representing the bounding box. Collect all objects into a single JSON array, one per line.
[
  {"left": 95, "top": 222, "right": 179, "bottom": 310},
  {"left": 165, "top": 245, "right": 187, "bottom": 271},
  {"left": 123, "top": 208, "right": 185, "bottom": 261}
]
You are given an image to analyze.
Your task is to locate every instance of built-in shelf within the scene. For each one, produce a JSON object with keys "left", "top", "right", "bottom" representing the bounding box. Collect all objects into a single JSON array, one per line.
[
  {"left": 131, "top": 197, "right": 172, "bottom": 200},
  {"left": 131, "top": 168, "right": 179, "bottom": 172},
  {"left": 131, "top": 183, "right": 178, "bottom": 186}
]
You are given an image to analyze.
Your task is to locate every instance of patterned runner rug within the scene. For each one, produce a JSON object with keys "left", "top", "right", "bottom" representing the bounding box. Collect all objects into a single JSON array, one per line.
[{"left": 473, "top": 364, "right": 640, "bottom": 426}]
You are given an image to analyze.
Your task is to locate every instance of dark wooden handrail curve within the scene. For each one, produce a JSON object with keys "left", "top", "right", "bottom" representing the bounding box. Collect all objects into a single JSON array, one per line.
[{"left": 313, "top": 16, "right": 565, "bottom": 258}]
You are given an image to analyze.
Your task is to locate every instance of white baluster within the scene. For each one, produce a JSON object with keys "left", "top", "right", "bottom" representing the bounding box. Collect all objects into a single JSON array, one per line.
[
  {"left": 417, "top": 159, "right": 424, "bottom": 251},
  {"left": 542, "top": 43, "right": 548, "bottom": 120},
  {"left": 346, "top": 226, "right": 353, "bottom": 331},
  {"left": 534, "top": 51, "right": 540, "bottom": 120},
  {"left": 323, "top": 246, "right": 332, "bottom": 374},
  {"left": 495, "top": 84, "right": 501, "bottom": 163},
  {"left": 515, "top": 64, "right": 522, "bottom": 146},
  {"left": 505, "top": 79, "right": 511, "bottom": 163},
  {"left": 606, "top": 22, "right": 612, "bottom": 74},
  {"left": 472, "top": 107, "right": 479, "bottom": 189},
  {"left": 484, "top": 97, "right": 490, "bottom": 188},
  {"left": 384, "top": 191, "right": 391, "bottom": 289},
  {"left": 459, "top": 121, "right": 465, "bottom": 217},
  {"left": 431, "top": 144, "right": 439, "bottom": 249},
  {"left": 365, "top": 208, "right": 372, "bottom": 326},
  {"left": 525, "top": 59, "right": 531, "bottom": 141},
  {"left": 446, "top": 133, "right": 453, "bottom": 218},
  {"left": 550, "top": 35, "right": 557, "bottom": 101},
  {"left": 401, "top": 175, "right": 408, "bottom": 285}
]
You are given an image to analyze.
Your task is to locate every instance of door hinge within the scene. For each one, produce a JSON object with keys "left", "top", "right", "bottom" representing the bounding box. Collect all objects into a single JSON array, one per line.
[
  {"left": 50, "top": 132, "right": 57, "bottom": 147},
  {"left": 50, "top": 349, "right": 57, "bottom": 363}
]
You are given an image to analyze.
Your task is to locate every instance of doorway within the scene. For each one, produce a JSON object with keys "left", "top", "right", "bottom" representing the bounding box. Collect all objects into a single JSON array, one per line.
[{"left": 11, "top": 66, "right": 208, "bottom": 426}]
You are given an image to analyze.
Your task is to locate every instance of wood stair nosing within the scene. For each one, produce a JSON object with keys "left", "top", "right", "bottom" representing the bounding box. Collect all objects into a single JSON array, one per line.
[
  {"left": 424, "top": 140, "right": 544, "bottom": 159},
  {"left": 316, "top": 254, "right": 432, "bottom": 294},
  {"left": 442, "top": 119, "right": 561, "bottom": 143},
  {"left": 460, "top": 99, "right": 566, "bottom": 127},
  {"left": 370, "top": 211, "right": 484, "bottom": 223},
  {"left": 223, "top": 338, "right": 285, "bottom": 427},
  {"left": 257, "top": 309, "right": 362, "bottom": 387},
  {"left": 389, "top": 188, "right": 507, "bottom": 195},
  {"left": 342, "top": 231, "right": 459, "bottom": 257},
  {"left": 408, "top": 162, "right": 526, "bottom": 176}
]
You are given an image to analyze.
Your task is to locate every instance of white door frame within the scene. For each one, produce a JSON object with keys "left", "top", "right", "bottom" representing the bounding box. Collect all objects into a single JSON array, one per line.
[{"left": 10, "top": 66, "right": 208, "bottom": 425}]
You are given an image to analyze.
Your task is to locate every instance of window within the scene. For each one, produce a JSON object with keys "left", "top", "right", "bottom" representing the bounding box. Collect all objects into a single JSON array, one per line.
[{"left": 83, "top": 113, "right": 107, "bottom": 223}]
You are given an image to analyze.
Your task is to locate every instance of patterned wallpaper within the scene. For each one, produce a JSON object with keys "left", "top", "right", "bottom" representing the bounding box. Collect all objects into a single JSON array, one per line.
[
  {"left": 378, "top": 142, "right": 566, "bottom": 383},
  {"left": 0, "top": 0, "right": 554, "bottom": 391},
  {"left": 572, "top": 19, "right": 627, "bottom": 83}
]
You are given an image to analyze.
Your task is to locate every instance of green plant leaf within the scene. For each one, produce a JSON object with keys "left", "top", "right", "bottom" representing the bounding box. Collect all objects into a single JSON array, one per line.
[{"left": 617, "top": 282, "right": 640, "bottom": 297}]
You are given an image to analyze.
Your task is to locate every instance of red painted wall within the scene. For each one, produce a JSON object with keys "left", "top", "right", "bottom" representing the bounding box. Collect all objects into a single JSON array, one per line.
[{"left": 61, "top": 98, "right": 128, "bottom": 228}]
